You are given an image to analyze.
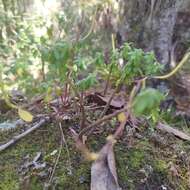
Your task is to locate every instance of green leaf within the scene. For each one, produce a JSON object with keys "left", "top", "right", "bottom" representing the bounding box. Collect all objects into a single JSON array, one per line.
[
  {"left": 95, "top": 53, "right": 104, "bottom": 66},
  {"left": 76, "top": 74, "right": 97, "bottom": 91},
  {"left": 73, "top": 64, "right": 78, "bottom": 72},
  {"left": 132, "top": 88, "right": 164, "bottom": 117}
]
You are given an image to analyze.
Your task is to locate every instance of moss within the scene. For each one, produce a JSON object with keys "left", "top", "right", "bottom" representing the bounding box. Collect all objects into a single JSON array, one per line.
[
  {"left": 0, "top": 169, "right": 19, "bottom": 190},
  {"left": 55, "top": 162, "right": 90, "bottom": 190},
  {"left": 128, "top": 149, "right": 145, "bottom": 169},
  {"left": 116, "top": 150, "right": 128, "bottom": 177},
  {"left": 116, "top": 146, "right": 146, "bottom": 190},
  {"left": 1, "top": 120, "right": 190, "bottom": 189},
  {"left": 137, "top": 139, "right": 151, "bottom": 149},
  {"left": 30, "top": 177, "right": 43, "bottom": 190},
  {"left": 154, "top": 159, "right": 168, "bottom": 173}
]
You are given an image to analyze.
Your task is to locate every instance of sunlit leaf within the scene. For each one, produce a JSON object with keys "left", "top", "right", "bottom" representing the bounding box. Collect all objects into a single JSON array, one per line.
[
  {"left": 16, "top": 68, "right": 24, "bottom": 76},
  {"left": 55, "top": 86, "right": 62, "bottom": 96},
  {"left": 18, "top": 108, "right": 33, "bottom": 122},
  {"left": 117, "top": 112, "right": 127, "bottom": 122},
  {"left": 73, "top": 65, "right": 78, "bottom": 72}
]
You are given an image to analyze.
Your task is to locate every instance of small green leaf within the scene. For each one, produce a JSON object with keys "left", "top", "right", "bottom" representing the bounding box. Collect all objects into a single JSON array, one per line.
[
  {"left": 76, "top": 74, "right": 97, "bottom": 91},
  {"left": 73, "top": 65, "right": 78, "bottom": 72},
  {"left": 132, "top": 88, "right": 164, "bottom": 117}
]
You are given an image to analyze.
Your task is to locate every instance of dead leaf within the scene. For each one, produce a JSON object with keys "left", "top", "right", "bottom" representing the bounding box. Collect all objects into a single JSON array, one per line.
[
  {"left": 70, "top": 129, "right": 121, "bottom": 190},
  {"left": 97, "top": 94, "right": 125, "bottom": 108},
  {"left": 117, "top": 112, "right": 127, "bottom": 123},
  {"left": 18, "top": 108, "right": 33, "bottom": 122},
  {"left": 156, "top": 123, "right": 190, "bottom": 141},
  {"left": 86, "top": 93, "right": 125, "bottom": 109},
  {"left": 91, "top": 140, "right": 121, "bottom": 190}
]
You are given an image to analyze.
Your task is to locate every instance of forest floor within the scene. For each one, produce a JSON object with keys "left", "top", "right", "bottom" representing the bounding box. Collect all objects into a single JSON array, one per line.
[{"left": 1, "top": 105, "right": 190, "bottom": 190}]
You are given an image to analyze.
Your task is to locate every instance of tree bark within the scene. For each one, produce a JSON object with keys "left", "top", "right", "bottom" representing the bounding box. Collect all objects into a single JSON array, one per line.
[{"left": 118, "top": 0, "right": 190, "bottom": 65}]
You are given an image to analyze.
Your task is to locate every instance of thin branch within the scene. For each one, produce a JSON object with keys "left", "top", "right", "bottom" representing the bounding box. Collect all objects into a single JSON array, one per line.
[
  {"left": 79, "top": 91, "right": 86, "bottom": 129},
  {"left": 100, "top": 86, "right": 119, "bottom": 118},
  {"left": 79, "top": 106, "right": 128, "bottom": 138},
  {"left": 48, "top": 122, "right": 72, "bottom": 187},
  {"left": 113, "top": 81, "right": 142, "bottom": 139},
  {"left": 48, "top": 123, "right": 63, "bottom": 185},
  {"left": 153, "top": 51, "right": 190, "bottom": 79},
  {"left": 156, "top": 123, "right": 190, "bottom": 141},
  {"left": 0, "top": 117, "right": 50, "bottom": 152},
  {"left": 70, "top": 128, "right": 93, "bottom": 161},
  {"left": 59, "top": 123, "right": 72, "bottom": 169}
]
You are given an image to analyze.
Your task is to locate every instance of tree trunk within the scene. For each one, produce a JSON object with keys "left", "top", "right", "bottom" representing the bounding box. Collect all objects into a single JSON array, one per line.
[{"left": 118, "top": 0, "right": 190, "bottom": 65}]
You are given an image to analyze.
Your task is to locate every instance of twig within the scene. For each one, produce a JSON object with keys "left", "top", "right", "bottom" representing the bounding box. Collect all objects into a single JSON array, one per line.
[
  {"left": 79, "top": 91, "right": 86, "bottom": 129},
  {"left": 48, "top": 123, "right": 63, "bottom": 185},
  {"left": 113, "top": 81, "right": 142, "bottom": 139},
  {"left": 62, "top": 73, "right": 70, "bottom": 105},
  {"left": 113, "top": 111, "right": 129, "bottom": 139},
  {"left": 41, "top": 59, "right": 45, "bottom": 81},
  {"left": 153, "top": 51, "right": 190, "bottom": 79},
  {"left": 100, "top": 86, "right": 119, "bottom": 118},
  {"left": 85, "top": 105, "right": 105, "bottom": 110},
  {"left": 46, "top": 123, "right": 72, "bottom": 189},
  {"left": 79, "top": 106, "right": 128, "bottom": 138},
  {"left": 59, "top": 123, "right": 72, "bottom": 169},
  {"left": 103, "top": 65, "right": 113, "bottom": 95},
  {"left": 107, "top": 81, "right": 142, "bottom": 138},
  {"left": 156, "top": 123, "right": 190, "bottom": 141},
  {"left": 70, "top": 128, "right": 94, "bottom": 161},
  {"left": 79, "top": 80, "right": 142, "bottom": 138},
  {"left": 0, "top": 117, "right": 50, "bottom": 152}
]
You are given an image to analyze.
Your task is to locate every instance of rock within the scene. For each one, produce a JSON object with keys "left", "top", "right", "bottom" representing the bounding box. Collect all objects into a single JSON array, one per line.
[{"left": 0, "top": 122, "right": 17, "bottom": 131}]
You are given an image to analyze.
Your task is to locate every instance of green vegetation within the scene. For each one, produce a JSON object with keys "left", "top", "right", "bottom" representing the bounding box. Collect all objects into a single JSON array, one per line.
[{"left": 1, "top": 0, "right": 190, "bottom": 189}]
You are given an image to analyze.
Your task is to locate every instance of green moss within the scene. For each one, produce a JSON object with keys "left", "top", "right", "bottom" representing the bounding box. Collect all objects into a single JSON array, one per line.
[
  {"left": 1, "top": 119, "right": 190, "bottom": 190},
  {"left": 55, "top": 162, "right": 90, "bottom": 190},
  {"left": 116, "top": 146, "right": 146, "bottom": 190},
  {"left": 116, "top": 149, "right": 130, "bottom": 188},
  {"left": 136, "top": 139, "right": 151, "bottom": 151},
  {"left": 30, "top": 177, "right": 43, "bottom": 190},
  {"left": 154, "top": 159, "right": 168, "bottom": 173},
  {"left": 128, "top": 149, "right": 145, "bottom": 169},
  {"left": 0, "top": 169, "right": 19, "bottom": 190}
]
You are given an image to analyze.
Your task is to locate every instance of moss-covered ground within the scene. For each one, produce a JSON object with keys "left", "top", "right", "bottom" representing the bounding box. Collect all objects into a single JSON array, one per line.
[{"left": 0, "top": 116, "right": 190, "bottom": 190}]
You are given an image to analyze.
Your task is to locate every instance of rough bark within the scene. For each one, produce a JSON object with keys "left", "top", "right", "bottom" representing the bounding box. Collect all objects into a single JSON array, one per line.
[{"left": 118, "top": 0, "right": 190, "bottom": 65}]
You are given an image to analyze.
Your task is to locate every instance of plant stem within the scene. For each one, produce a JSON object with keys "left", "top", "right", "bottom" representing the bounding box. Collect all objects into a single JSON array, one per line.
[
  {"left": 79, "top": 91, "right": 86, "bottom": 129},
  {"left": 103, "top": 64, "right": 113, "bottom": 95},
  {"left": 103, "top": 34, "right": 116, "bottom": 95},
  {"left": 41, "top": 59, "right": 45, "bottom": 81},
  {"left": 79, "top": 106, "right": 128, "bottom": 138},
  {"left": 153, "top": 51, "right": 190, "bottom": 79},
  {"left": 100, "top": 88, "right": 117, "bottom": 117},
  {"left": 79, "top": 81, "right": 142, "bottom": 138},
  {"left": 101, "top": 83, "right": 122, "bottom": 118}
]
